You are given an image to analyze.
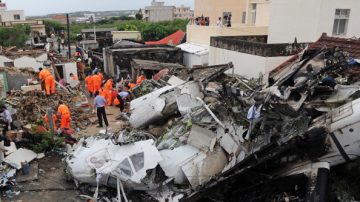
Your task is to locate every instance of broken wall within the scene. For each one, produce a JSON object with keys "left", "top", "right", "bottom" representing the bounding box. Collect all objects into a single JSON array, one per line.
[
  {"left": 13, "top": 53, "right": 48, "bottom": 72},
  {"left": 105, "top": 46, "right": 183, "bottom": 78}
]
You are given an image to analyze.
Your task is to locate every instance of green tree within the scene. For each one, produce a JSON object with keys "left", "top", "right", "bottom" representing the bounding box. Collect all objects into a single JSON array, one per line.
[
  {"left": 44, "top": 20, "right": 65, "bottom": 35},
  {"left": 0, "top": 25, "right": 31, "bottom": 47},
  {"left": 135, "top": 9, "right": 143, "bottom": 20}
]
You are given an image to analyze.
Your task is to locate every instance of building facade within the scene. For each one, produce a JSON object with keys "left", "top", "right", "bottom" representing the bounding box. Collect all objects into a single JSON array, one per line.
[
  {"left": 174, "top": 5, "right": 194, "bottom": 20},
  {"left": 0, "top": 2, "right": 25, "bottom": 25},
  {"left": 143, "top": 0, "right": 175, "bottom": 22},
  {"left": 188, "top": 0, "right": 360, "bottom": 79},
  {"left": 267, "top": 0, "right": 360, "bottom": 43},
  {"left": 143, "top": 1, "right": 194, "bottom": 22}
]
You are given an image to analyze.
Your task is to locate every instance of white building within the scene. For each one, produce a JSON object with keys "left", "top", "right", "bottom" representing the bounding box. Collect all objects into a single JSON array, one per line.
[
  {"left": 177, "top": 43, "right": 209, "bottom": 68},
  {"left": 0, "top": 1, "right": 25, "bottom": 24},
  {"left": 192, "top": 0, "right": 360, "bottom": 79},
  {"left": 174, "top": 5, "right": 194, "bottom": 20},
  {"left": 143, "top": 1, "right": 194, "bottom": 22},
  {"left": 267, "top": 0, "right": 360, "bottom": 43},
  {"left": 143, "top": 0, "right": 175, "bottom": 22}
]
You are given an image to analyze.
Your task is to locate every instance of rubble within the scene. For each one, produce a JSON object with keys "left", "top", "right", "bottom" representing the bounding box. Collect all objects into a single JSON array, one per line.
[
  {"left": 4, "top": 88, "right": 91, "bottom": 129},
  {"left": 4, "top": 148, "right": 37, "bottom": 170}
]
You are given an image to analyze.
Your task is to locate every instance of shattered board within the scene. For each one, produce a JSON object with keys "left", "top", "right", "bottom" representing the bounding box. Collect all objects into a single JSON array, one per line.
[{"left": 4, "top": 148, "right": 37, "bottom": 170}]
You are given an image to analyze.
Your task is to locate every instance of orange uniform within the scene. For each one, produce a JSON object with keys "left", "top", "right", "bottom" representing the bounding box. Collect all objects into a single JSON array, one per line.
[
  {"left": 104, "top": 79, "right": 113, "bottom": 91},
  {"left": 44, "top": 114, "right": 57, "bottom": 130},
  {"left": 92, "top": 75, "right": 102, "bottom": 93},
  {"left": 104, "top": 80, "right": 113, "bottom": 106},
  {"left": 85, "top": 76, "right": 94, "bottom": 93},
  {"left": 136, "top": 75, "right": 146, "bottom": 85},
  {"left": 39, "top": 69, "right": 55, "bottom": 95},
  {"left": 57, "top": 104, "right": 71, "bottom": 129},
  {"left": 98, "top": 88, "right": 107, "bottom": 98},
  {"left": 39, "top": 69, "right": 51, "bottom": 81},
  {"left": 128, "top": 83, "right": 136, "bottom": 90},
  {"left": 98, "top": 73, "right": 104, "bottom": 83},
  {"left": 45, "top": 74, "right": 56, "bottom": 95}
]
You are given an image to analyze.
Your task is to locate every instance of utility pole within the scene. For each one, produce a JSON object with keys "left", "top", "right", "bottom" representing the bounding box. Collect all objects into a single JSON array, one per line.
[
  {"left": 91, "top": 15, "right": 97, "bottom": 42},
  {"left": 66, "top": 14, "right": 71, "bottom": 59}
]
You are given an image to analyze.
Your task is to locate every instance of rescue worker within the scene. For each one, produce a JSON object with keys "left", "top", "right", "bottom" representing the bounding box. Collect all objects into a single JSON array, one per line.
[
  {"left": 57, "top": 102, "right": 71, "bottom": 129},
  {"left": 104, "top": 79, "right": 113, "bottom": 106},
  {"left": 43, "top": 113, "right": 57, "bottom": 130},
  {"left": 85, "top": 74, "right": 94, "bottom": 97},
  {"left": 39, "top": 67, "right": 55, "bottom": 95},
  {"left": 76, "top": 58, "right": 85, "bottom": 80},
  {"left": 136, "top": 73, "right": 146, "bottom": 85},
  {"left": 97, "top": 71, "right": 104, "bottom": 84},
  {"left": 92, "top": 73, "right": 102, "bottom": 94},
  {"left": 128, "top": 82, "right": 136, "bottom": 90},
  {"left": 45, "top": 73, "right": 56, "bottom": 95}
]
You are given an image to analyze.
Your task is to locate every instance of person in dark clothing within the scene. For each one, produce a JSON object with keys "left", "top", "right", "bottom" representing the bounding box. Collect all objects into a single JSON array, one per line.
[{"left": 93, "top": 91, "right": 109, "bottom": 128}]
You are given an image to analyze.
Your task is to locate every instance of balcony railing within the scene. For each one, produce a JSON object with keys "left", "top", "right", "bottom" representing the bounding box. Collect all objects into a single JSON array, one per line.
[{"left": 210, "top": 36, "right": 309, "bottom": 57}]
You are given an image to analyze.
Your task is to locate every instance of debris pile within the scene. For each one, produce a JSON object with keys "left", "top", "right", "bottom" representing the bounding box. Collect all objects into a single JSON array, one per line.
[
  {"left": 64, "top": 46, "right": 360, "bottom": 201},
  {"left": 4, "top": 89, "right": 91, "bottom": 129}
]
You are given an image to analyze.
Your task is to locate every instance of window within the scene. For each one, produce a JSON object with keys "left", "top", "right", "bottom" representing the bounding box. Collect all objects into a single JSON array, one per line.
[
  {"left": 117, "top": 158, "right": 133, "bottom": 177},
  {"left": 332, "top": 9, "right": 350, "bottom": 36},
  {"left": 242, "top": 12, "right": 246, "bottom": 24},
  {"left": 130, "top": 152, "right": 144, "bottom": 172},
  {"left": 13, "top": 14, "right": 20, "bottom": 20},
  {"left": 250, "top": 4, "right": 257, "bottom": 25}
]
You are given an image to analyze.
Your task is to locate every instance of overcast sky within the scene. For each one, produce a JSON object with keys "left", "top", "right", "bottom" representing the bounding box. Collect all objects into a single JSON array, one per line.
[{"left": 4, "top": 0, "right": 194, "bottom": 16}]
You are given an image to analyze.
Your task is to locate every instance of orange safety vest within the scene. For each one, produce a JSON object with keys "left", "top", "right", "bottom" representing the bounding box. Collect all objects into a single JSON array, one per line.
[
  {"left": 113, "top": 97, "right": 120, "bottom": 106},
  {"left": 39, "top": 69, "right": 52, "bottom": 81},
  {"left": 136, "top": 75, "right": 146, "bottom": 85},
  {"left": 58, "top": 104, "right": 70, "bottom": 116}
]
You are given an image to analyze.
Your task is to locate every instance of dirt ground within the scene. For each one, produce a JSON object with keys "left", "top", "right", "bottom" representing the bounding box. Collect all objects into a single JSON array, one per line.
[{"left": 2, "top": 101, "right": 127, "bottom": 202}]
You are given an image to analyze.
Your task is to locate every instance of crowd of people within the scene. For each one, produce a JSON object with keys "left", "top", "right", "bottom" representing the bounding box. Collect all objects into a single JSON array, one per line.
[
  {"left": 217, "top": 14, "right": 232, "bottom": 27},
  {"left": 194, "top": 16, "right": 210, "bottom": 26},
  {"left": 193, "top": 14, "right": 232, "bottom": 27}
]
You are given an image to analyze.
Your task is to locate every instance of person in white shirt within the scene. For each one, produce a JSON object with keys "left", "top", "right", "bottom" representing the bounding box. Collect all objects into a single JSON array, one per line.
[
  {"left": 217, "top": 17, "right": 223, "bottom": 27},
  {"left": 0, "top": 106, "right": 13, "bottom": 135},
  {"left": 245, "top": 101, "right": 263, "bottom": 140}
]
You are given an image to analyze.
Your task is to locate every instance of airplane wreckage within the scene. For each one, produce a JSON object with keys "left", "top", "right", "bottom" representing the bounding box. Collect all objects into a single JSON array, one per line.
[{"left": 65, "top": 46, "right": 360, "bottom": 202}]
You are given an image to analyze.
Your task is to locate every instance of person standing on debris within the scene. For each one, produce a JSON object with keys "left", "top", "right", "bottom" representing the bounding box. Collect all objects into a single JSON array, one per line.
[
  {"left": 245, "top": 98, "right": 263, "bottom": 140},
  {"left": 76, "top": 58, "right": 85, "bottom": 80},
  {"left": 0, "top": 106, "right": 13, "bottom": 135},
  {"left": 39, "top": 67, "right": 51, "bottom": 91},
  {"left": 57, "top": 102, "right": 71, "bottom": 129},
  {"left": 39, "top": 67, "right": 56, "bottom": 96},
  {"left": 104, "top": 79, "right": 114, "bottom": 106},
  {"left": 85, "top": 74, "right": 94, "bottom": 97},
  {"left": 93, "top": 91, "right": 109, "bottom": 128}
]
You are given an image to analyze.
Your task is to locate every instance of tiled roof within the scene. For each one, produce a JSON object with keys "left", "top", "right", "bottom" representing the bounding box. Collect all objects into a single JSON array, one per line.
[
  {"left": 309, "top": 33, "right": 360, "bottom": 58},
  {"left": 269, "top": 33, "right": 360, "bottom": 77},
  {"left": 145, "top": 30, "right": 185, "bottom": 46}
]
